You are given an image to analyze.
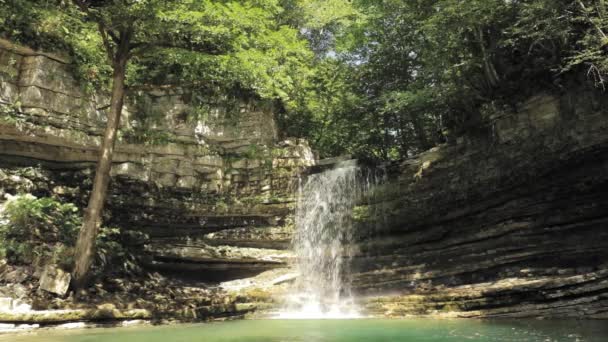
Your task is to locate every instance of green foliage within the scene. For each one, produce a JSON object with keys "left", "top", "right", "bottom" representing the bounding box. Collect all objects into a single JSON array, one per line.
[
  {"left": 0, "top": 195, "right": 80, "bottom": 268},
  {"left": 284, "top": 59, "right": 371, "bottom": 158},
  {"left": 95, "top": 227, "right": 146, "bottom": 276},
  {"left": 121, "top": 127, "right": 172, "bottom": 146},
  {"left": 0, "top": 0, "right": 111, "bottom": 91},
  {"left": 3, "top": 0, "right": 605, "bottom": 162},
  {"left": 280, "top": 0, "right": 362, "bottom": 56},
  {"left": 1, "top": 0, "right": 316, "bottom": 101},
  {"left": 507, "top": 0, "right": 608, "bottom": 87},
  {"left": 122, "top": 0, "right": 314, "bottom": 104},
  {"left": 0, "top": 195, "right": 145, "bottom": 275},
  {"left": 283, "top": 0, "right": 608, "bottom": 160}
]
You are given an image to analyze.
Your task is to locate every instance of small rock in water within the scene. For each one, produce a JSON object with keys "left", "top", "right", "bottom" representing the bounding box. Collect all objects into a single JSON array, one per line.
[
  {"left": 58, "top": 322, "right": 87, "bottom": 329},
  {"left": 97, "top": 303, "right": 117, "bottom": 311},
  {"left": 121, "top": 320, "right": 147, "bottom": 327},
  {"left": 0, "top": 323, "right": 16, "bottom": 332},
  {"left": 39, "top": 265, "right": 71, "bottom": 296}
]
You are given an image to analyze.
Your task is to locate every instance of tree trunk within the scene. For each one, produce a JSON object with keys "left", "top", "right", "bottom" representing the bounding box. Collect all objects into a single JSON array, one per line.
[
  {"left": 476, "top": 26, "right": 500, "bottom": 89},
  {"left": 72, "top": 43, "right": 129, "bottom": 289},
  {"left": 397, "top": 116, "right": 410, "bottom": 158},
  {"left": 410, "top": 112, "right": 431, "bottom": 151}
]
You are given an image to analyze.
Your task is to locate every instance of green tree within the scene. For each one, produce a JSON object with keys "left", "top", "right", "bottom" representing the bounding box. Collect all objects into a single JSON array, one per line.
[{"left": 304, "top": 0, "right": 608, "bottom": 160}]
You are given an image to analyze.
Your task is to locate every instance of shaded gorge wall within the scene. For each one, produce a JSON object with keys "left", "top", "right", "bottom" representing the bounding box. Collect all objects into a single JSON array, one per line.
[{"left": 352, "top": 85, "right": 608, "bottom": 319}]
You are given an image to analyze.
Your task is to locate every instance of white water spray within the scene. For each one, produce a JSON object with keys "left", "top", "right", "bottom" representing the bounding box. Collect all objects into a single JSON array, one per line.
[{"left": 278, "top": 161, "right": 362, "bottom": 319}]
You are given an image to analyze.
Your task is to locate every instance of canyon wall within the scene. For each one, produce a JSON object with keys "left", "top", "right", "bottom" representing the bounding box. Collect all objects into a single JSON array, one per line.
[
  {"left": 3, "top": 39, "right": 608, "bottom": 320},
  {"left": 0, "top": 39, "right": 312, "bottom": 283},
  {"left": 354, "top": 85, "right": 608, "bottom": 319}
]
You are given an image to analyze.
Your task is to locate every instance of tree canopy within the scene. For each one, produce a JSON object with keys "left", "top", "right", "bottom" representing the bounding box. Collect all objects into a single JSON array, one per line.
[
  {"left": 1, "top": 0, "right": 327, "bottom": 286},
  {"left": 280, "top": 0, "right": 608, "bottom": 160},
  {"left": 1, "top": 0, "right": 606, "bottom": 161},
  {"left": 0, "top": 0, "right": 313, "bottom": 98}
]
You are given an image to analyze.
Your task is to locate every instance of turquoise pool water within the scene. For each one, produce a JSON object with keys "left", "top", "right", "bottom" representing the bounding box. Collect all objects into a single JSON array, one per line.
[{"left": 2, "top": 319, "right": 607, "bottom": 342}]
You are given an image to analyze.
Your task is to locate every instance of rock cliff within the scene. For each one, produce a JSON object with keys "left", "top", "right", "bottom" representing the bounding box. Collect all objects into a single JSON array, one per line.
[
  {"left": 2, "top": 38, "right": 608, "bottom": 322},
  {"left": 0, "top": 39, "right": 312, "bottom": 285},
  {"left": 353, "top": 86, "right": 608, "bottom": 319}
]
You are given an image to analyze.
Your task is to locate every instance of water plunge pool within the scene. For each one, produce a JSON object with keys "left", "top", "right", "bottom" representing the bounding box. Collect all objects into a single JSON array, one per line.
[{"left": 3, "top": 319, "right": 607, "bottom": 342}]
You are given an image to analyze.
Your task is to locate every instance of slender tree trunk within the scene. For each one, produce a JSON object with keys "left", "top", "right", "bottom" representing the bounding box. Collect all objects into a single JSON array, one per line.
[
  {"left": 476, "top": 26, "right": 500, "bottom": 89},
  {"left": 382, "top": 112, "right": 390, "bottom": 160},
  {"left": 397, "top": 116, "right": 410, "bottom": 158},
  {"left": 410, "top": 112, "right": 431, "bottom": 151},
  {"left": 72, "top": 43, "right": 129, "bottom": 289}
]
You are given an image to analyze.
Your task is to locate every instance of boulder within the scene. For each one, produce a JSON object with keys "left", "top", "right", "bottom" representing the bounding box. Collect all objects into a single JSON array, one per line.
[
  {"left": 39, "top": 265, "right": 71, "bottom": 296},
  {"left": 3, "top": 269, "right": 29, "bottom": 284}
]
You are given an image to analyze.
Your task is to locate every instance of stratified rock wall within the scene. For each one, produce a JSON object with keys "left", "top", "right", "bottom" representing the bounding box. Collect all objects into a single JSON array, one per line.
[
  {"left": 0, "top": 39, "right": 313, "bottom": 281},
  {"left": 4, "top": 39, "right": 608, "bottom": 319},
  {"left": 354, "top": 87, "right": 608, "bottom": 318}
]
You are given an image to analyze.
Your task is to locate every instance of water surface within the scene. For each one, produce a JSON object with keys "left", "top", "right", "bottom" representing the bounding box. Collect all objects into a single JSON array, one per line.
[{"left": 3, "top": 319, "right": 608, "bottom": 342}]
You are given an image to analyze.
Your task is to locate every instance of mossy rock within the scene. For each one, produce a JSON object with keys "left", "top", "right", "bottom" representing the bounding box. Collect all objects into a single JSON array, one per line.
[{"left": 0, "top": 308, "right": 151, "bottom": 324}]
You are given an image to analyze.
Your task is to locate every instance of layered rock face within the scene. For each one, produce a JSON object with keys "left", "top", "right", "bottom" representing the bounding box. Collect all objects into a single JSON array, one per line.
[
  {"left": 354, "top": 87, "right": 608, "bottom": 318},
  {"left": 3, "top": 39, "right": 608, "bottom": 321},
  {"left": 0, "top": 39, "right": 312, "bottom": 282}
]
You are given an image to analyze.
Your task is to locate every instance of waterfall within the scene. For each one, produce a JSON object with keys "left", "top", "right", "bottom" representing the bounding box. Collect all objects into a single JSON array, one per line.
[{"left": 278, "top": 161, "right": 362, "bottom": 319}]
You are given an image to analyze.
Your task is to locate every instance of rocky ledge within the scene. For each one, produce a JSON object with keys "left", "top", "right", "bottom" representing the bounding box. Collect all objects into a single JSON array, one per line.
[{"left": 0, "top": 263, "right": 261, "bottom": 332}]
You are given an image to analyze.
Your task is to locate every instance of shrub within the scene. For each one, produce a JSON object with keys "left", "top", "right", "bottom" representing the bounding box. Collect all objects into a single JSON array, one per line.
[
  {"left": 0, "top": 194, "right": 80, "bottom": 268},
  {"left": 0, "top": 195, "right": 146, "bottom": 275},
  {"left": 96, "top": 227, "right": 146, "bottom": 276}
]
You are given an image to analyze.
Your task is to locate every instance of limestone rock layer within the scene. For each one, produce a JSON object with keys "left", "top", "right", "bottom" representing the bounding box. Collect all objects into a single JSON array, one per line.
[
  {"left": 353, "top": 88, "right": 608, "bottom": 319},
  {"left": 0, "top": 39, "right": 312, "bottom": 282}
]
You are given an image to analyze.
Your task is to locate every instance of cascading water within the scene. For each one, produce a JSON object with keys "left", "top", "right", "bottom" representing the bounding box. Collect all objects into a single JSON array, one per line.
[{"left": 278, "top": 161, "right": 362, "bottom": 319}]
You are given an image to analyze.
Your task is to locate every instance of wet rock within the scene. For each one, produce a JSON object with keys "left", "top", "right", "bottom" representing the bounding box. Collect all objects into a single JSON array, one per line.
[
  {"left": 0, "top": 323, "right": 17, "bottom": 332},
  {"left": 148, "top": 243, "right": 292, "bottom": 264},
  {"left": 97, "top": 303, "right": 117, "bottom": 311},
  {"left": 0, "top": 308, "right": 151, "bottom": 323},
  {"left": 121, "top": 319, "right": 148, "bottom": 327},
  {"left": 352, "top": 89, "right": 608, "bottom": 319},
  {"left": 56, "top": 322, "right": 87, "bottom": 329},
  {"left": 39, "top": 265, "right": 71, "bottom": 296}
]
